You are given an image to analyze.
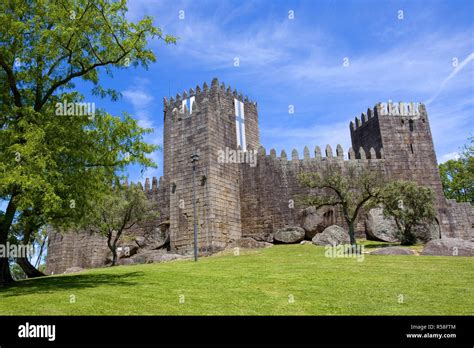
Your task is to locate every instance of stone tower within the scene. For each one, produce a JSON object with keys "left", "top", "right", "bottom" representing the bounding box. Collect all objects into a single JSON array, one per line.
[
  {"left": 163, "top": 78, "right": 260, "bottom": 253},
  {"left": 350, "top": 101, "right": 453, "bottom": 236}
]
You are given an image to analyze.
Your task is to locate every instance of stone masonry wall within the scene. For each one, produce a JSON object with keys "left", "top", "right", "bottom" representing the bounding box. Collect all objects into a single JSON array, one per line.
[
  {"left": 45, "top": 230, "right": 110, "bottom": 275},
  {"left": 240, "top": 145, "right": 386, "bottom": 240},
  {"left": 45, "top": 176, "right": 170, "bottom": 274}
]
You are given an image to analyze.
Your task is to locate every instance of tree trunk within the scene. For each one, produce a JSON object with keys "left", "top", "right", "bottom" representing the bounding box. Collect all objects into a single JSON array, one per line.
[
  {"left": 0, "top": 230, "right": 13, "bottom": 286},
  {"left": 111, "top": 250, "right": 118, "bottom": 266},
  {"left": 348, "top": 221, "right": 357, "bottom": 246},
  {"left": 17, "top": 222, "right": 45, "bottom": 278},
  {"left": 0, "top": 258, "right": 14, "bottom": 287},
  {"left": 401, "top": 225, "right": 416, "bottom": 245},
  {"left": 16, "top": 257, "right": 45, "bottom": 278},
  {"left": 107, "top": 231, "right": 118, "bottom": 266},
  {"left": 342, "top": 205, "right": 357, "bottom": 247},
  {"left": 0, "top": 192, "right": 17, "bottom": 286},
  {"left": 110, "top": 229, "right": 124, "bottom": 267}
]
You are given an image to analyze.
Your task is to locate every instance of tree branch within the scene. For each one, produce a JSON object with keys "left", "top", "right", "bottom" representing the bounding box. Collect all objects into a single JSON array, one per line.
[{"left": 0, "top": 53, "right": 22, "bottom": 107}]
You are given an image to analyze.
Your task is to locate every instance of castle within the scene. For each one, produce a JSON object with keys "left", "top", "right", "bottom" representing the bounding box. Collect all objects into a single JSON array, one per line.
[{"left": 46, "top": 78, "right": 473, "bottom": 273}]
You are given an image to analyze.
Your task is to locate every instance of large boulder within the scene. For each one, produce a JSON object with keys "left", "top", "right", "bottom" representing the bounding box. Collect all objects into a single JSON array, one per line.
[
  {"left": 421, "top": 238, "right": 474, "bottom": 256},
  {"left": 300, "top": 207, "right": 327, "bottom": 239},
  {"left": 312, "top": 225, "right": 350, "bottom": 246},
  {"left": 134, "top": 236, "right": 146, "bottom": 247},
  {"left": 135, "top": 225, "right": 170, "bottom": 250},
  {"left": 412, "top": 222, "right": 441, "bottom": 243},
  {"left": 273, "top": 226, "right": 305, "bottom": 244},
  {"left": 248, "top": 232, "right": 274, "bottom": 243},
  {"left": 231, "top": 237, "right": 272, "bottom": 249},
  {"left": 138, "top": 249, "right": 168, "bottom": 262},
  {"left": 117, "top": 244, "right": 139, "bottom": 259},
  {"left": 117, "top": 254, "right": 146, "bottom": 265},
  {"left": 365, "top": 208, "right": 440, "bottom": 243},
  {"left": 370, "top": 247, "right": 415, "bottom": 255},
  {"left": 135, "top": 250, "right": 186, "bottom": 263},
  {"left": 365, "top": 208, "right": 399, "bottom": 243}
]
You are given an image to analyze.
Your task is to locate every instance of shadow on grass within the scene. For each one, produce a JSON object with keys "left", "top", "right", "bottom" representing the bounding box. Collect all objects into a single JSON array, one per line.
[
  {"left": 0, "top": 271, "right": 144, "bottom": 297},
  {"left": 363, "top": 242, "right": 400, "bottom": 249}
]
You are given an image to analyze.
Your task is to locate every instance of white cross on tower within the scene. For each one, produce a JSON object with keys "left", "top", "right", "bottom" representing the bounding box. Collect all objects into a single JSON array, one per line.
[
  {"left": 234, "top": 98, "right": 246, "bottom": 151},
  {"left": 181, "top": 96, "right": 195, "bottom": 114}
]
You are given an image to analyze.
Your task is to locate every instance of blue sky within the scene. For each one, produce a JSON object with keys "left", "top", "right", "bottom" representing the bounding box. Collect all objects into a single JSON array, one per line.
[{"left": 79, "top": 0, "right": 473, "bottom": 183}]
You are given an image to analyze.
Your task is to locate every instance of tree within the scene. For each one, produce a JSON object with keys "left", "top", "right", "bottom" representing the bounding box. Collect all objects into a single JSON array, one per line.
[
  {"left": 439, "top": 137, "right": 474, "bottom": 203},
  {"left": 9, "top": 211, "right": 46, "bottom": 278},
  {"left": 86, "top": 184, "right": 157, "bottom": 266},
  {"left": 379, "top": 181, "right": 436, "bottom": 245},
  {"left": 0, "top": 0, "right": 175, "bottom": 286},
  {"left": 298, "top": 164, "right": 383, "bottom": 245}
]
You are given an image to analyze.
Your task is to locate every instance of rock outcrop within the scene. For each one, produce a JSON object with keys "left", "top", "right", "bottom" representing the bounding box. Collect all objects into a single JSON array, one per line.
[
  {"left": 312, "top": 225, "right": 350, "bottom": 246},
  {"left": 370, "top": 247, "right": 415, "bottom": 255},
  {"left": 274, "top": 227, "right": 305, "bottom": 244},
  {"left": 421, "top": 238, "right": 474, "bottom": 256}
]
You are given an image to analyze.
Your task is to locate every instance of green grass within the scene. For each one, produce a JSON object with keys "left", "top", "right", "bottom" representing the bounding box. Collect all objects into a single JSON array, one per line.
[{"left": 0, "top": 244, "right": 472, "bottom": 315}]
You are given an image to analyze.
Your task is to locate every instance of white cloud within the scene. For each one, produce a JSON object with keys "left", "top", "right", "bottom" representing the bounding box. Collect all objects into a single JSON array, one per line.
[
  {"left": 122, "top": 78, "right": 163, "bottom": 183},
  {"left": 426, "top": 52, "right": 474, "bottom": 105},
  {"left": 283, "top": 32, "right": 473, "bottom": 97},
  {"left": 439, "top": 152, "right": 460, "bottom": 164},
  {"left": 122, "top": 80, "right": 154, "bottom": 129}
]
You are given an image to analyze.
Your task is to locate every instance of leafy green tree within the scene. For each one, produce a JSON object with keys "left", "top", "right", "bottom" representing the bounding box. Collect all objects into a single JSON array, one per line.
[
  {"left": 0, "top": 0, "right": 175, "bottom": 286},
  {"left": 85, "top": 184, "right": 157, "bottom": 266},
  {"left": 298, "top": 164, "right": 384, "bottom": 245},
  {"left": 439, "top": 137, "right": 473, "bottom": 203},
  {"left": 379, "top": 181, "right": 436, "bottom": 245}
]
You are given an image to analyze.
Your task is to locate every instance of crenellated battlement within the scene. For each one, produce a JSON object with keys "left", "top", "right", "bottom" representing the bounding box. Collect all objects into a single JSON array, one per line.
[
  {"left": 256, "top": 144, "right": 383, "bottom": 162},
  {"left": 131, "top": 176, "right": 165, "bottom": 194},
  {"left": 163, "top": 78, "right": 257, "bottom": 112},
  {"left": 351, "top": 101, "right": 425, "bottom": 131}
]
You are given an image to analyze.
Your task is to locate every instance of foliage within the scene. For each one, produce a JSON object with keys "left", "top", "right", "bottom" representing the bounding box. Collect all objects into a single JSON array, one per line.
[
  {"left": 439, "top": 136, "right": 474, "bottom": 203},
  {"left": 84, "top": 184, "right": 157, "bottom": 266},
  {"left": 379, "top": 181, "right": 436, "bottom": 245},
  {"left": 0, "top": 0, "right": 175, "bottom": 285},
  {"left": 298, "top": 164, "right": 383, "bottom": 244}
]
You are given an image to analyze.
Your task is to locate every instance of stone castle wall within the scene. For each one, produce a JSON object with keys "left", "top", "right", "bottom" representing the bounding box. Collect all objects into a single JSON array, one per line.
[
  {"left": 239, "top": 146, "right": 386, "bottom": 241},
  {"left": 45, "top": 175, "right": 170, "bottom": 274},
  {"left": 46, "top": 80, "right": 474, "bottom": 273},
  {"left": 46, "top": 231, "right": 110, "bottom": 275}
]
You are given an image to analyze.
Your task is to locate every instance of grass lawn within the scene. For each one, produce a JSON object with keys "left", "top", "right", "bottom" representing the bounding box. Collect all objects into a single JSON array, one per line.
[{"left": 0, "top": 243, "right": 472, "bottom": 315}]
